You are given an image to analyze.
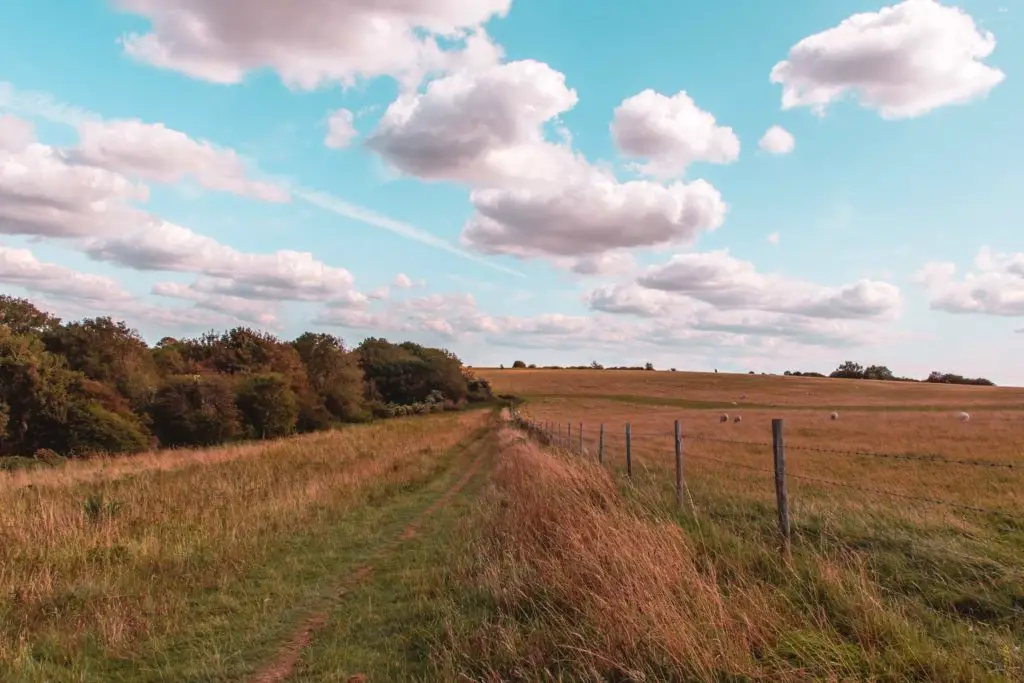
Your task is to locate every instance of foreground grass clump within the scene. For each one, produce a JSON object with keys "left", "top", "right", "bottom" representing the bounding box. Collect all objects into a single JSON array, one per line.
[
  {"left": 436, "top": 430, "right": 1020, "bottom": 681},
  {"left": 0, "top": 410, "right": 488, "bottom": 678}
]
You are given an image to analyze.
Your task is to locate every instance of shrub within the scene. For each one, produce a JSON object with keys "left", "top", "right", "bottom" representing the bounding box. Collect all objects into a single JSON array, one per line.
[
  {"left": 511, "top": 360, "right": 527, "bottom": 369},
  {"left": 235, "top": 374, "right": 299, "bottom": 440},
  {"left": 63, "top": 402, "right": 151, "bottom": 456}
]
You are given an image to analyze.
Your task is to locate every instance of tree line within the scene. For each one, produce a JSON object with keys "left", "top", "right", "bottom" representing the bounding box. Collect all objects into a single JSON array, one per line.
[
  {"left": 786, "top": 361, "right": 994, "bottom": 385},
  {"left": 0, "top": 296, "right": 495, "bottom": 460}
]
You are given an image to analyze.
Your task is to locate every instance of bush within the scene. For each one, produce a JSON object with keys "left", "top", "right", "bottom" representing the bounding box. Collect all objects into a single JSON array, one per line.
[
  {"left": 235, "top": 374, "right": 299, "bottom": 439},
  {"left": 149, "top": 375, "right": 242, "bottom": 448},
  {"left": 511, "top": 360, "right": 527, "bottom": 369},
  {"left": 62, "top": 402, "right": 151, "bottom": 456}
]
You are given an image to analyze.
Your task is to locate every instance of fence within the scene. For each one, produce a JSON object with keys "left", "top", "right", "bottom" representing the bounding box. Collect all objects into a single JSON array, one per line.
[{"left": 506, "top": 406, "right": 1022, "bottom": 557}]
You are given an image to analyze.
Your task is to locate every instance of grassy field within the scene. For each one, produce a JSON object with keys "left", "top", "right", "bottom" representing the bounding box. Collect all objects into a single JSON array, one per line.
[{"left": 3, "top": 368, "right": 1023, "bottom": 681}]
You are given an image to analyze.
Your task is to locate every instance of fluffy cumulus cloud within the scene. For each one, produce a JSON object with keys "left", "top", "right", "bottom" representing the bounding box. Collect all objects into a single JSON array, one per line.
[
  {"left": 637, "top": 249, "right": 901, "bottom": 320},
  {"left": 464, "top": 178, "right": 726, "bottom": 258},
  {"left": 115, "top": 0, "right": 508, "bottom": 89},
  {"left": 325, "top": 109, "right": 357, "bottom": 149},
  {"left": 610, "top": 89, "right": 740, "bottom": 177},
  {"left": 770, "top": 0, "right": 1005, "bottom": 118},
  {"left": 758, "top": 125, "right": 795, "bottom": 154},
  {"left": 586, "top": 283, "right": 678, "bottom": 318},
  {"left": 0, "top": 245, "right": 131, "bottom": 302},
  {"left": 84, "top": 221, "right": 365, "bottom": 304},
  {"left": 368, "top": 59, "right": 580, "bottom": 185},
  {"left": 0, "top": 118, "right": 149, "bottom": 238},
  {"left": 367, "top": 60, "right": 727, "bottom": 261},
  {"left": 915, "top": 246, "right": 1024, "bottom": 316},
  {"left": 73, "top": 119, "right": 288, "bottom": 202},
  {"left": 563, "top": 251, "right": 637, "bottom": 277}
]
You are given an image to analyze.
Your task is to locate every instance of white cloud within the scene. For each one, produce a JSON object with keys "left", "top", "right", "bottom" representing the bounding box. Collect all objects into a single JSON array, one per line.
[
  {"left": 393, "top": 273, "right": 414, "bottom": 289},
  {"left": 1, "top": 82, "right": 523, "bottom": 277},
  {"left": 915, "top": 246, "right": 1024, "bottom": 316},
  {"left": 610, "top": 89, "right": 740, "bottom": 177},
  {"left": 368, "top": 61, "right": 728, "bottom": 261},
  {"left": 770, "top": 0, "right": 1005, "bottom": 119},
  {"left": 637, "top": 249, "right": 901, "bottom": 320},
  {"left": 151, "top": 281, "right": 279, "bottom": 327},
  {"left": 73, "top": 119, "right": 289, "bottom": 202},
  {"left": 0, "top": 245, "right": 131, "bottom": 302},
  {"left": 116, "top": 0, "right": 508, "bottom": 89},
  {"left": 767, "top": 231, "right": 780, "bottom": 245},
  {"left": 0, "top": 121, "right": 149, "bottom": 238},
  {"left": 368, "top": 59, "right": 580, "bottom": 186},
  {"left": 564, "top": 251, "right": 637, "bottom": 277},
  {"left": 586, "top": 283, "right": 677, "bottom": 318},
  {"left": 463, "top": 177, "right": 726, "bottom": 258},
  {"left": 758, "top": 126, "right": 795, "bottom": 155},
  {"left": 0, "top": 114, "right": 34, "bottom": 152},
  {"left": 325, "top": 109, "right": 357, "bottom": 149},
  {"left": 84, "top": 220, "right": 364, "bottom": 304}
]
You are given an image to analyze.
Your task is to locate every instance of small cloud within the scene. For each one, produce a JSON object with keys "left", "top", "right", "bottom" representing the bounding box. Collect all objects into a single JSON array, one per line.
[
  {"left": 368, "top": 285, "right": 390, "bottom": 300},
  {"left": 767, "top": 231, "right": 780, "bottom": 246},
  {"left": 325, "top": 108, "right": 357, "bottom": 149},
  {"left": 758, "top": 125, "right": 795, "bottom": 155},
  {"left": 393, "top": 273, "right": 413, "bottom": 289}
]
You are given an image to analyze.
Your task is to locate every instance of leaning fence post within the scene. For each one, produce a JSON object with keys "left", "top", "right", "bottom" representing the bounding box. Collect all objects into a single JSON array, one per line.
[
  {"left": 674, "top": 419, "right": 684, "bottom": 509},
  {"left": 772, "top": 418, "right": 792, "bottom": 559},
  {"left": 598, "top": 424, "right": 605, "bottom": 465},
  {"left": 625, "top": 423, "right": 632, "bottom": 479}
]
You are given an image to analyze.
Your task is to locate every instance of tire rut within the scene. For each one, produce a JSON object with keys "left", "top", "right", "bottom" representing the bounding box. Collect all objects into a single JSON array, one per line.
[{"left": 249, "top": 429, "right": 492, "bottom": 683}]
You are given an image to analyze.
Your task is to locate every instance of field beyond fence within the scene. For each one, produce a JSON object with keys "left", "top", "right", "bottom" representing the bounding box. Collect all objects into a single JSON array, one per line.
[{"left": 508, "top": 403, "right": 1024, "bottom": 555}]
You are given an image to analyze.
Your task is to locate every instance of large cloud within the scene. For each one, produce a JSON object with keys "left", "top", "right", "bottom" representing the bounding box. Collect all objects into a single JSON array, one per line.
[
  {"left": 914, "top": 246, "right": 1024, "bottom": 316},
  {"left": 0, "top": 245, "right": 131, "bottom": 303},
  {"left": 151, "top": 281, "right": 279, "bottom": 327},
  {"left": 611, "top": 89, "right": 740, "bottom": 177},
  {"left": 770, "top": 0, "right": 1005, "bottom": 118},
  {"left": 637, "top": 250, "right": 901, "bottom": 319},
  {"left": 73, "top": 119, "right": 289, "bottom": 202},
  {"left": 115, "top": 0, "right": 508, "bottom": 88},
  {"left": 368, "top": 60, "right": 727, "bottom": 260},
  {"left": 84, "top": 221, "right": 364, "bottom": 304},
  {"left": 368, "top": 59, "right": 580, "bottom": 186},
  {"left": 0, "top": 120, "right": 148, "bottom": 238}
]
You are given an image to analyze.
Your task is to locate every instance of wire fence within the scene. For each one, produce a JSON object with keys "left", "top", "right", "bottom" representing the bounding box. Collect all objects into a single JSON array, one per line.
[{"left": 506, "top": 406, "right": 1022, "bottom": 555}]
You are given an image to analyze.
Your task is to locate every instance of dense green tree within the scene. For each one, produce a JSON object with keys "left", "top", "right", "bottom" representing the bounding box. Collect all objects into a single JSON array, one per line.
[
  {"left": 0, "top": 296, "right": 61, "bottom": 336},
  {"left": 149, "top": 375, "right": 242, "bottom": 447},
  {"left": 235, "top": 374, "right": 299, "bottom": 439}
]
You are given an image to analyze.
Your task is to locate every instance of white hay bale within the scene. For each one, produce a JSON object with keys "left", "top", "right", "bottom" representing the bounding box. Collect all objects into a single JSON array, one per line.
[
  {"left": 830, "top": 411, "right": 839, "bottom": 421},
  {"left": 733, "top": 415, "right": 742, "bottom": 423},
  {"left": 957, "top": 411, "right": 970, "bottom": 423},
  {"left": 719, "top": 413, "right": 729, "bottom": 423}
]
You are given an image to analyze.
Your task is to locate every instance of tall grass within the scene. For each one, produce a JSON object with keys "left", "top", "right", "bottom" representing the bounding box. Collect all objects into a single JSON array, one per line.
[
  {"left": 0, "top": 410, "right": 488, "bottom": 673},
  {"left": 436, "top": 429, "right": 1022, "bottom": 681}
]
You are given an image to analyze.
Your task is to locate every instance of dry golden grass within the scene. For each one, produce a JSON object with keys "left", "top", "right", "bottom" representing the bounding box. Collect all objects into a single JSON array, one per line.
[
  {"left": 484, "top": 367, "right": 1024, "bottom": 408},
  {"left": 0, "top": 410, "right": 488, "bottom": 673},
  {"left": 437, "top": 430, "right": 1004, "bottom": 681}
]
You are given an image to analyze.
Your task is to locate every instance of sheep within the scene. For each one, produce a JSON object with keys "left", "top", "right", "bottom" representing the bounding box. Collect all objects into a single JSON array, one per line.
[
  {"left": 958, "top": 411, "right": 970, "bottom": 423},
  {"left": 733, "top": 415, "right": 742, "bottom": 423},
  {"left": 830, "top": 411, "right": 839, "bottom": 421},
  {"left": 719, "top": 413, "right": 729, "bottom": 423}
]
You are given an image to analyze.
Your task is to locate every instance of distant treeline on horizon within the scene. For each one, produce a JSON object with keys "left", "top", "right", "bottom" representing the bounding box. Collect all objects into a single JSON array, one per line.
[{"left": 490, "top": 360, "right": 995, "bottom": 387}]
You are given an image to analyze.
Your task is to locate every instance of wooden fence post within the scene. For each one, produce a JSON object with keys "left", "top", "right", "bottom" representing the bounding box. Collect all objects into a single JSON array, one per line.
[
  {"left": 772, "top": 418, "right": 792, "bottom": 559},
  {"left": 598, "top": 424, "right": 605, "bottom": 465},
  {"left": 625, "top": 423, "right": 632, "bottom": 479},
  {"left": 674, "top": 419, "right": 683, "bottom": 509}
]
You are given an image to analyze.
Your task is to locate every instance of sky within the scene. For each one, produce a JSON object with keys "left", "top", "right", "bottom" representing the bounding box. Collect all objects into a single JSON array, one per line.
[{"left": 0, "top": 0, "right": 1022, "bottom": 384}]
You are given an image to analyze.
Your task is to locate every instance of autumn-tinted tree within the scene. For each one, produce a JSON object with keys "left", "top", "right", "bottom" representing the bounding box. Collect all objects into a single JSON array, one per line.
[
  {"left": 235, "top": 374, "right": 299, "bottom": 439},
  {"left": 148, "top": 375, "right": 242, "bottom": 447},
  {"left": 292, "top": 332, "right": 366, "bottom": 422},
  {"left": 0, "top": 296, "right": 61, "bottom": 336}
]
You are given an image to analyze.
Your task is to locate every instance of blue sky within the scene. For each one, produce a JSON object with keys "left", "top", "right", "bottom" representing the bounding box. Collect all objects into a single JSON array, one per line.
[{"left": 0, "top": 0, "right": 1022, "bottom": 383}]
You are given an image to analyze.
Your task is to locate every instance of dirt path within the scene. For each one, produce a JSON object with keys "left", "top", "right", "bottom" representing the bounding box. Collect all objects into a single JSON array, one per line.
[{"left": 249, "top": 431, "right": 491, "bottom": 683}]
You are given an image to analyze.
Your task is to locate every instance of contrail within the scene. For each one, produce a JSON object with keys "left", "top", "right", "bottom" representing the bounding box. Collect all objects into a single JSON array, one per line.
[{"left": 0, "top": 81, "right": 525, "bottom": 278}]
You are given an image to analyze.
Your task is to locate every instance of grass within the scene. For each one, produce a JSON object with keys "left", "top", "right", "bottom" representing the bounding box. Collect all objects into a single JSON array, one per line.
[
  {"left": 0, "top": 410, "right": 491, "bottom": 681},
  {"left": 4, "top": 367, "right": 1023, "bottom": 680}
]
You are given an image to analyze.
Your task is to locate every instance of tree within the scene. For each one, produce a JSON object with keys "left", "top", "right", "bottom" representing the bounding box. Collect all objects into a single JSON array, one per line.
[
  {"left": 149, "top": 376, "right": 241, "bottom": 447},
  {"left": 235, "top": 374, "right": 299, "bottom": 439},
  {"left": 830, "top": 361, "right": 865, "bottom": 379},
  {"left": 512, "top": 360, "right": 527, "bottom": 369},
  {"left": 644, "top": 362, "right": 655, "bottom": 371},
  {"left": 0, "top": 296, "right": 60, "bottom": 336},
  {"left": 863, "top": 365, "right": 895, "bottom": 381},
  {"left": 292, "top": 332, "right": 366, "bottom": 422}
]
